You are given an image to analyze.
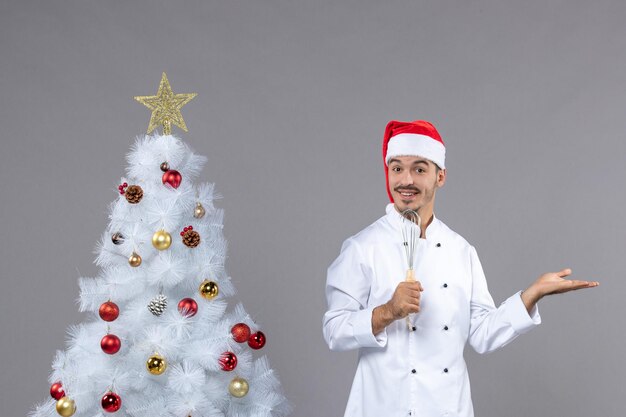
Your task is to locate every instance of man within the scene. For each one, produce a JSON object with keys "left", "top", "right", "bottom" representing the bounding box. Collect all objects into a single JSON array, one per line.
[{"left": 322, "top": 120, "right": 598, "bottom": 417}]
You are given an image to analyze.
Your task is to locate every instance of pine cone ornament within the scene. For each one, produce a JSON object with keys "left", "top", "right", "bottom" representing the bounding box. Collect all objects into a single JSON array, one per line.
[
  {"left": 124, "top": 185, "right": 143, "bottom": 204},
  {"left": 181, "top": 226, "right": 200, "bottom": 248},
  {"left": 147, "top": 294, "right": 167, "bottom": 316}
]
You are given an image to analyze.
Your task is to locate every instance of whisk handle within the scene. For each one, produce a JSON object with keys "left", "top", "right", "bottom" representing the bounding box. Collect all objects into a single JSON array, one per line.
[
  {"left": 405, "top": 269, "right": 417, "bottom": 330},
  {"left": 405, "top": 269, "right": 416, "bottom": 282}
]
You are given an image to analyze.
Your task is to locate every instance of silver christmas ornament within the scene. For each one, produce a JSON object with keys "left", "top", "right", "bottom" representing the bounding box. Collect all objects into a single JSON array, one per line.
[
  {"left": 148, "top": 294, "right": 168, "bottom": 316},
  {"left": 111, "top": 232, "right": 124, "bottom": 245}
]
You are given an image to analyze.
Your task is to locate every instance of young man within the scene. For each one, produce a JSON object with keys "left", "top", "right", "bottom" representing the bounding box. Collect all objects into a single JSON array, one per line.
[{"left": 322, "top": 120, "right": 598, "bottom": 417}]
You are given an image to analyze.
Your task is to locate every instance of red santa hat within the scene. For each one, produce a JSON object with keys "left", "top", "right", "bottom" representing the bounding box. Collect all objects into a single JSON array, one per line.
[{"left": 382, "top": 120, "right": 446, "bottom": 202}]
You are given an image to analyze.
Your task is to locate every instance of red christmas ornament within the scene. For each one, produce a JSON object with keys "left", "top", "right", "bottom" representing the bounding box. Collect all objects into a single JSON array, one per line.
[
  {"left": 177, "top": 298, "right": 198, "bottom": 317},
  {"left": 101, "top": 334, "right": 121, "bottom": 355},
  {"left": 219, "top": 351, "right": 238, "bottom": 371},
  {"left": 231, "top": 323, "right": 251, "bottom": 343},
  {"left": 101, "top": 391, "right": 122, "bottom": 413},
  {"left": 162, "top": 170, "right": 182, "bottom": 189},
  {"left": 99, "top": 301, "right": 120, "bottom": 322},
  {"left": 248, "top": 331, "right": 266, "bottom": 350},
  {"left": 50, "top": 381, "right": 65, "bottom": 400}
]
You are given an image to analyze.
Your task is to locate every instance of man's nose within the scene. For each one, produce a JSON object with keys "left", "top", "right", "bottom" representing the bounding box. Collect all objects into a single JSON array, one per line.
[{"left": 400, "top": 169, "right": 414, "bottom": 185}]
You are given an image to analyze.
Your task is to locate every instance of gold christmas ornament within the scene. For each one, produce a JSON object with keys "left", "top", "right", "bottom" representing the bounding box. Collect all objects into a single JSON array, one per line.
[
  {"left": 55, "top": 397, "right": 76, "bottom": 417},
  {"left": 199, "top": 280, "right": 219, "bottom": 300},
  {"left": 129, "top": 252, "right": 142, "bottom": 267},
  {"left": 228, "top": 377, "right": 249, "bottom": 398},
  {"left": 146, "top": 353, "right": 167, "bottom": 375},
  {"left": 134, "top": 72, "right": 197, "bottom": 135},
  {"left": 160, "top": 161, "right": 169, "bottom": 172},
  {"left": 152, "top": 230, "right": 172, "bottom": 250},
  {"left": 193, "top": 202, "right": 206, "bottom": 219}
]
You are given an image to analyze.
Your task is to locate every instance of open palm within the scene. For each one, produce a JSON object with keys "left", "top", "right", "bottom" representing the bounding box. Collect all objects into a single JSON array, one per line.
[
  {"left": 521, "top": 268, "right": 599, "bottom": 312},
  {"left": 533, "top": 268, "right": 599, "bottom": 296}
]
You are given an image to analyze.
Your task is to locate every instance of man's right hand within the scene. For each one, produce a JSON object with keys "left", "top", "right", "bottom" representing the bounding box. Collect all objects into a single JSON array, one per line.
[
  {"left": 387, "top": 281, "right": 424, "bottom": 319},
  {"left": 372, "top": 281, "right": 424, "bottom": 335}
]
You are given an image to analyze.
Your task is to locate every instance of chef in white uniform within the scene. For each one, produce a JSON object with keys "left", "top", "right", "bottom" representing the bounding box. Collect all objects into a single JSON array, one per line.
[{"left": 323, "top": 120, "right": 599, "bottom": 417}]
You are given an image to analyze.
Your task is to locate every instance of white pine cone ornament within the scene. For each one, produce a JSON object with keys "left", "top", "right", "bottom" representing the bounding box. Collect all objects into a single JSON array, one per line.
[{"left": 147, "top": 294, "right": 167, "bottom": 316}]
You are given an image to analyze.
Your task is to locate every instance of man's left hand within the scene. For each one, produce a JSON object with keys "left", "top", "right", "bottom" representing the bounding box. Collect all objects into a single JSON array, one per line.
[{"left": 521, "top": 268, "right": 599, "bottom": 312}]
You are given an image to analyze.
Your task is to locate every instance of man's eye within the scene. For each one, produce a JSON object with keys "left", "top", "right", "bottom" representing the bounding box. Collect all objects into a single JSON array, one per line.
[
  {"left": 416, "top": 168, "right": 425, "bottom": 173},
  {"left": 392, "top": 167, "right": 401, "bottom": 172}
]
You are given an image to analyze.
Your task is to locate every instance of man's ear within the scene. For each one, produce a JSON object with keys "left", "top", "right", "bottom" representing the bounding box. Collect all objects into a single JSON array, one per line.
[{"left": 437, "top": 168, "right": 447, "bottom": 187}]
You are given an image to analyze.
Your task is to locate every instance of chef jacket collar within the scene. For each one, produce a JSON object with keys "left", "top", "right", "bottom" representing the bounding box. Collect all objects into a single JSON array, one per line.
[{"left": 385, "top": 203, "right": 442, "bottom": 240}]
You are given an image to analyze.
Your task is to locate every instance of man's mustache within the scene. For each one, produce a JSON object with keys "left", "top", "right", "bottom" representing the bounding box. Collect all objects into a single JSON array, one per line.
[{"left": 394, "top": 186, "right": 420, "bottom": 193}]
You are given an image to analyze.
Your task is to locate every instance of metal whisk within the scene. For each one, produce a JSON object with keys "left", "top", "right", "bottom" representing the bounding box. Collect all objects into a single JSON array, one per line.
[{"left": 401, "top": 209, "right": 421, "bottom": 330}]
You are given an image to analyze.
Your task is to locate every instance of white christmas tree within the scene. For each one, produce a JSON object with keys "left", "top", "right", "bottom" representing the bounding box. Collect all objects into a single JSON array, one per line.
[{"left": 30, "top": 73, "right": 290, "bottom": 417}]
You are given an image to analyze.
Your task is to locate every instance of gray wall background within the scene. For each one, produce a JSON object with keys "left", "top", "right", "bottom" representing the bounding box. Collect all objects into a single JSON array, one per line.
[{"left": 1, "top": 1, "right": 623, "bottom": 416}]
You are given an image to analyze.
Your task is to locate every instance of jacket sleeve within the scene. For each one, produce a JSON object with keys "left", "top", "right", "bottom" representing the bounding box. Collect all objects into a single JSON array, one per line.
[
  {"left": 468, "top": 246, "right": 541, "bottom": 354},
  {"left": 323, "top": 238, "right": 388, "bottom": 351}
]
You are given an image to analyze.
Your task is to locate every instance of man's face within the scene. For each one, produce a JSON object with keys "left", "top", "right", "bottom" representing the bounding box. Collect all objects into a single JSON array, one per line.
[{"left": 387, "top": 155, "right": 446, "bottom": 214}]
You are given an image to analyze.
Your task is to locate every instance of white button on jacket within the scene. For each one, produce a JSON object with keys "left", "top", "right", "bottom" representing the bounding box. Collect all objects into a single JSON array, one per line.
[{"left": 323, "top": 204, "right": 540, "bottom": 417}]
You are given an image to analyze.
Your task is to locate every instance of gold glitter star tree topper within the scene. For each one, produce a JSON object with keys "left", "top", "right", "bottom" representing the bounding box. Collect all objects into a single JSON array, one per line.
[{"left": 134, "top": 72, "right": 197, "bottom": 135}]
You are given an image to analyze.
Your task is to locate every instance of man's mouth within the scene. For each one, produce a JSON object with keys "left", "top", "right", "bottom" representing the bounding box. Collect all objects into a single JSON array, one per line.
[{"left": 396, "top": 189, "right": 419, "bottom": 199}]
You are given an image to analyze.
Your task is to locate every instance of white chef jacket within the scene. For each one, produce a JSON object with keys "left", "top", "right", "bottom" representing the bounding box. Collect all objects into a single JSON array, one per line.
[{"left": 323, "top": 204, "right": 541, "bottom": 417}]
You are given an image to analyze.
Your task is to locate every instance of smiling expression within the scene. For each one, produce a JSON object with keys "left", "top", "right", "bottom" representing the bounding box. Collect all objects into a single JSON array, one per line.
[{"left": 387, "top": 155, "right": 446, "bottom": 215}]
